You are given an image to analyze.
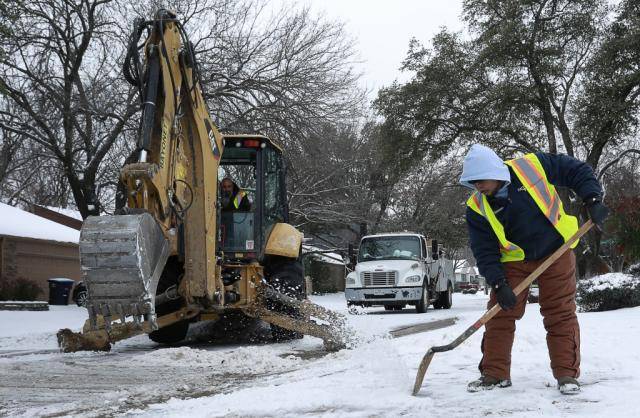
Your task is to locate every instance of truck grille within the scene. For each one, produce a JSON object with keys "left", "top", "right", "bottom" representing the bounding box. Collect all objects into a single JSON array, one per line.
[{"left": 362, "top": 271, "right": 397, "bottom": 286}]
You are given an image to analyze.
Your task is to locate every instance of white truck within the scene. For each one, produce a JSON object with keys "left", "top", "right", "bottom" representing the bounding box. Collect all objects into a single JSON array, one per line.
[{"left": 345, "top": 233, "right": 454, "bottom": 312}]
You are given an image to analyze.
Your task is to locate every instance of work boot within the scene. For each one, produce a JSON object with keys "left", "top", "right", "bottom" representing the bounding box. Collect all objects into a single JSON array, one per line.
[
  {"left": 467, "top": 375, "right": 512, "bottom": 392},
  {"left": 557, "top": 376, "right": 580, "bottom": 395}
]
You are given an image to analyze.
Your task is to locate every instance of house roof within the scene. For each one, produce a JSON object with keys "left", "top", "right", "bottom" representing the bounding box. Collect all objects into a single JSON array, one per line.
[
  {"left": 454, "top": 259, "right": 479, "bottom": 275},
  {"left": 0, "top": 203, "right": 80, "bottom": 244},
  {"left": 302, "top": 245, "right": 345, "bottom": 265},
  {"left": 44, "top": 206, "right": 82, "bottom": 220}
]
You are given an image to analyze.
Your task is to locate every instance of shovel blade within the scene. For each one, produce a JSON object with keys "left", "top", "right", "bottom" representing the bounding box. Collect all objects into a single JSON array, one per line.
[{"left": 412, "top": 348, "right": 435, "bottom": 396}]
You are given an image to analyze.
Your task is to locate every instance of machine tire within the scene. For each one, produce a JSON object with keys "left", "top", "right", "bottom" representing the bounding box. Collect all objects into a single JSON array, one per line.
[
  {"left": 265, "top": 258, "right": 305, "bottom": 341},
  {"left": 149, "top": 320, "right": 189, "bottom": 344},
  {"left": 416, "top": 281, "right": 429, "bottom": 314},
  {"left": 149, "top": 257, "right": 189, "bottom": 344},
  {"left": 437, "top": 282, "right": 453, "bottom": 309}
]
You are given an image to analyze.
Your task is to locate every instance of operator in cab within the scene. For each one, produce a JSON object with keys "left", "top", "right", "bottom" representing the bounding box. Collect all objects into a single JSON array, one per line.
[{"left": 220, "top": 177, "right": 251, "bottom": 211}]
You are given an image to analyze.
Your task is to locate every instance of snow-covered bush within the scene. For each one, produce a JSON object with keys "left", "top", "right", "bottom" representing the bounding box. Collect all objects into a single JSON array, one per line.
[
  {"left": 627, "top": 263, "right": 640, "bottom": 277},
  {"left": 577, "top": 273, "right": 640, "bottom": 312},
  {"left": 0, "top": 276, "right": 42, "bottom": 301}
]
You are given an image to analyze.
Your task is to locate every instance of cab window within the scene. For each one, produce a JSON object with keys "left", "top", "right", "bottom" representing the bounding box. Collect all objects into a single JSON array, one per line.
[{"left": 263, "top": 147, "right": 286, "bottom": 232}]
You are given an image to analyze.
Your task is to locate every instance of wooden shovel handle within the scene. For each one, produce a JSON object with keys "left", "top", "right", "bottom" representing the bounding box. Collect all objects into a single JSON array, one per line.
[{"left": 474, "top": 220, "right": 593, "bottom": 328}]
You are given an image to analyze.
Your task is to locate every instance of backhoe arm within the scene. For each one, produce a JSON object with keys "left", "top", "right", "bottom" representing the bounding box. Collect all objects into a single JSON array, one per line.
[
  {"left": 57, "top": 10, "right": 350, "bottom": 353},
  {"left": 69, "top": 10, "right": 225, "bottom": 337}
]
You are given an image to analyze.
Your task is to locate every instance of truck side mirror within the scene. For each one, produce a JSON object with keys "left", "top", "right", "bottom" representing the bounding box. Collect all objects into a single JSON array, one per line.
[{"left": 431, "top": 239, "right": 439, "bottom": 260}]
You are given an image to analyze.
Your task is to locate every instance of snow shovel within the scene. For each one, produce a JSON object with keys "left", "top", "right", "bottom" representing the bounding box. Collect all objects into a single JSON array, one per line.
[{"left": 412, "top": 220, "right": 594, "bottom": 396}]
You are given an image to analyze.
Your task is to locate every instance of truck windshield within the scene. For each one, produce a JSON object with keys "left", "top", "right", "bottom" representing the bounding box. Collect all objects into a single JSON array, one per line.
[{"left": 358, "top": 236, "right": 421, "bottom": 262}]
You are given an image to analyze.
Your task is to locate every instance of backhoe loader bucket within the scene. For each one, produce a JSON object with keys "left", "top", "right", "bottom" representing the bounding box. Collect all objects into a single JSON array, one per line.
[{"left": 79, "top": 213, "right": 169, "bottom": 332}]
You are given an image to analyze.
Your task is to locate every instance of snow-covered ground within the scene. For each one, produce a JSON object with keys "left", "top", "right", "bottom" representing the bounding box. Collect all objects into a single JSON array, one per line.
[{"left": 0, "top": 293, "right": 638, "bottom": 417}]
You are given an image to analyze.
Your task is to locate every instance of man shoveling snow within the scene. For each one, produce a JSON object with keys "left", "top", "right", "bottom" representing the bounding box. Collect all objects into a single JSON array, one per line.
[{"left": 459, "top": 144, "right": 608, "bottom": 395}]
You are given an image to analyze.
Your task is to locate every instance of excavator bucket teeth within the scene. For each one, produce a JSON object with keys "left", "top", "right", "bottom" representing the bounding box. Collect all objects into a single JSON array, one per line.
[{"left": 79, "top": 213, "right": 169, "bottom": 331}]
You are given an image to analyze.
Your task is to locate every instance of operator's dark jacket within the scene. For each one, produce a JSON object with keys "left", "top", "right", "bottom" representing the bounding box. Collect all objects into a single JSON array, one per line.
[
  {"left": 466, "top": 152, "right": 602, "bottom": 286},
  {"left": 221, "top": 181, "right": 251, "bottom": 211}
]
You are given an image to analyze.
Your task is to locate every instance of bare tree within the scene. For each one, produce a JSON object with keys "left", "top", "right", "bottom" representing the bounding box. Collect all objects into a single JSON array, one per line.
[
  {"left": 286, "top": 122, "right": 372, "bottom": 233},
  {"left": 0, "top": 0, "right": 364, "bottom": 219},
  {"left": 0, "top": 0, "right": 139, "bottom": 218}
]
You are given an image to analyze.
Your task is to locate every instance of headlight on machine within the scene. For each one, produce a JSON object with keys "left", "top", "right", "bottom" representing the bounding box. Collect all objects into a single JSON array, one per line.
[{"left": 405, "top": 275, "right": 422, "bottom": 283}]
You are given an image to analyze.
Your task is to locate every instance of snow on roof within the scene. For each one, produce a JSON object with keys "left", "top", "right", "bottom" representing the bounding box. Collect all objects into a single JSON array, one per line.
[
  {"left": 0, "top": 202, "right": 80, "bottom": 244},
  {"left": 454, "top": 259, "right": 479, "bottom": 275},
  {"left": 361, "top": 232, "right": 424, "bottom": 240},
  {"left": 45, "top": 206, "right": 82, "bottom": 220},
  {"left": 455, "top": 266, "right": 479, "bottom": 275},
  {"left": 302, "top": 245, "right": 345, "bottom": 265}
]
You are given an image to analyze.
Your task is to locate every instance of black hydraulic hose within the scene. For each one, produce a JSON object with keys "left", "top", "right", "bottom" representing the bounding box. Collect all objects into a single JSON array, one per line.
[
  {"left": 138, "top": 47, "right": 160, "bottom": 152},
  {"left": 121, "top": 9, "right": 202, "bottom": 155},
  {"left": 123, "top": 18, "right": 146, "bottom": 89}
]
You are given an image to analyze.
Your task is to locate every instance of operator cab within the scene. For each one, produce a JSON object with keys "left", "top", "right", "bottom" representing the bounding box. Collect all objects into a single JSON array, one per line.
[{"left": 218, "top": 134, "right": 288, "bottom": 261}]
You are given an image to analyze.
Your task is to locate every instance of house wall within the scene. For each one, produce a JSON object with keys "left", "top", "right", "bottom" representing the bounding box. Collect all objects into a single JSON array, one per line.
[{"left": 0, "top": 235, "right": 80, "bottom": 301}]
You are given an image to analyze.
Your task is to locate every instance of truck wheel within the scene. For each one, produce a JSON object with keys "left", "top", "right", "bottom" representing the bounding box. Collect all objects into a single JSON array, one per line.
[
  {"left": 416, "top": 282, "right": 429, "bottom": 313},
  {"left": 265, "top": 257, "right": 305, "bottom": 342},
  {"left": 437, "top": 282, "right": 453, "bottom": 309},
  {"left": 347, "top": 302, "right": 359, "bottom": 314},
  {"left": 74, "top": 287, "right": 88, "bottom": 307}
]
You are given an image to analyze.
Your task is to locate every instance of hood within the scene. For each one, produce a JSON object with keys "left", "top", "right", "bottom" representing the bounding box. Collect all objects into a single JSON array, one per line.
[
  {"left": 221, "top": 178, "right": 241, "bottom": 196},
  {"left": 355, "top": 259, "right": 422, "bottom": 274},
  {"left": 459, "top": 144, "right": 511, "bottom": 189}
]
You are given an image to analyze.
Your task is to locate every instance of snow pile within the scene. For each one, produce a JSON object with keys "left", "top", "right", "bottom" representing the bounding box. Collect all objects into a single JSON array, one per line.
[
  {"left": 137, "top": 346, "right": 303, "bottom": 375},
  {"left": 0, "top": 202, "right": 80, "bottom": 243},
  {"left": 142, "top": 337, "right": 434, "bottom": 418}
]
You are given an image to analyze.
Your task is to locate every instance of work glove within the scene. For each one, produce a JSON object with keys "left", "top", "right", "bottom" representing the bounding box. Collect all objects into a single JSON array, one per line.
[
  {"left": 494, "top": 281, "right": 517, "bottom": 310},
  {"left": 584, "top": 196, "right": 609, "bottom": 232}
]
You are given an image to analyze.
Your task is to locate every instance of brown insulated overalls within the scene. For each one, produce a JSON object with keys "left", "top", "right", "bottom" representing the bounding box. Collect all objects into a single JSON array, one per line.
[{"left": 479, "top": 249, "right": 580, "bottom": 380}]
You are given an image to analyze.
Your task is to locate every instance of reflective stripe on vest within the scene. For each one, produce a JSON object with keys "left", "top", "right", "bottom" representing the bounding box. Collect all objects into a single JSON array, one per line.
[
  {"left": 505, "top": 154, "right": 579, "bottom": 249},
  {"left": 233, "top": 190, "right": 246, "bottom": 209},
  {"left": 467, "top": 192, "right": 526, "bottom": 262},
  {"left": 467, "top": 153, "right": 579, "bottom": 263}
]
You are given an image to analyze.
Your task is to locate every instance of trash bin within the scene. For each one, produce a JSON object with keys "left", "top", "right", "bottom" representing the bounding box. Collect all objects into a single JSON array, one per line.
[{"left": 48, "top": 278, "right": 75, "bottom": 305}]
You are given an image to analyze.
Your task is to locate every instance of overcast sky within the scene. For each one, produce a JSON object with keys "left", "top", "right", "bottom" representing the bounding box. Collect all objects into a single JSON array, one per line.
[{"left": 278, "top": 0, "right": 465, "bottom": 98}]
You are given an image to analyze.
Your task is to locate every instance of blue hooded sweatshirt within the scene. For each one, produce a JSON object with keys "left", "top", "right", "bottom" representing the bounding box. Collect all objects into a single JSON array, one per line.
[
  {"left": 460, "top": 144, "right": 511, "bottom": 188},
  {"left": 459, "top": 145, "right": 602, "bottom": 287}
]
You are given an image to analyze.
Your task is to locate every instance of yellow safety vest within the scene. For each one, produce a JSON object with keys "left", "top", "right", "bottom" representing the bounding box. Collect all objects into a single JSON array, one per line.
[
  {"left": 467, "top": 153, "right": 579, "bottom": 263},
  {"left": 233, "top": 190, "right": 247, "bottom": 209}
]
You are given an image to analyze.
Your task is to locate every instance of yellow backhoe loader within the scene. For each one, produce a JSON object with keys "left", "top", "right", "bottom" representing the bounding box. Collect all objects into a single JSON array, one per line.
[{"left": 57, "top": 10, "right": 347, "bottom": 353}]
